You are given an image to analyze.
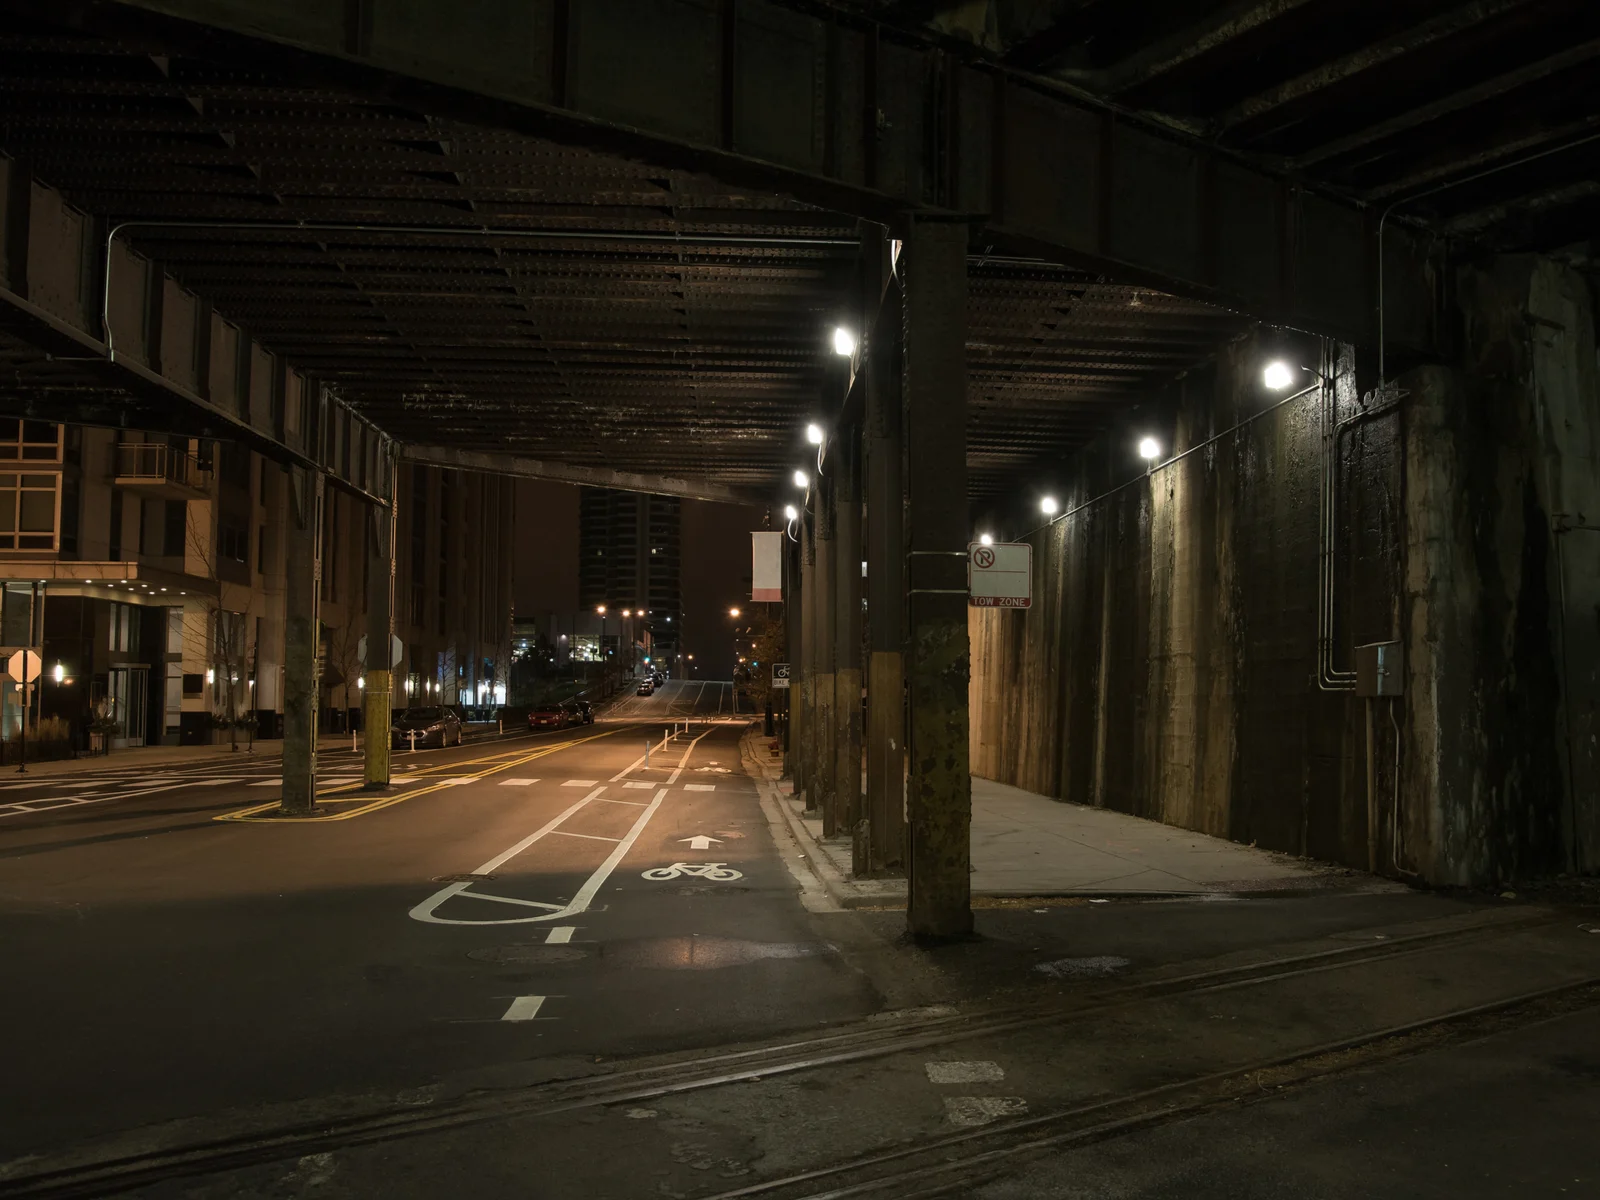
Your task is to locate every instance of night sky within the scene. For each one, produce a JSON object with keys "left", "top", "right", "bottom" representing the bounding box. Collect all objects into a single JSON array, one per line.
[{"left": 513, "top": 480, "right": 766, "bottom": 680}]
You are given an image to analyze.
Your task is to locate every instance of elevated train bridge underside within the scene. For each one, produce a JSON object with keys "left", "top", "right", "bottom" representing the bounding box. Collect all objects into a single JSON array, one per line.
[{"left": 0, "top": 0, "right": 1592, "bottom": 506}]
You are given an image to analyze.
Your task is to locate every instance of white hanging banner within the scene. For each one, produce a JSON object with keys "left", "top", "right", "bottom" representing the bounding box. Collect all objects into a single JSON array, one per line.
[{"left": 751, "top": 531, "right": 784, "bottom": 601}]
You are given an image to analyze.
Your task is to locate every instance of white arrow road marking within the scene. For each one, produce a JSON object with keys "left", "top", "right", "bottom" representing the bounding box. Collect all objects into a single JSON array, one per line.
[
  {"left": 501, "top": 995, "right": 546, "bottom": 1022},
  {"left": 680, "top": 834, "right": 722, "bottom": 850}
]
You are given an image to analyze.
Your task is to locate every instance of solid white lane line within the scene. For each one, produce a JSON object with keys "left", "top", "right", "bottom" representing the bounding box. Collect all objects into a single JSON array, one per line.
[
  {"left": 501, "top": 995, "right": 546, "bottom": 1022},
  {"left": 597, "top": 797, "right": 649, "bottom": 807},
  {"left": 549, "top": 830, "right": 622, "bottom": 843},
  {"left": 476, "top": 788, "right": 607, "bottom": 873},
  {"left": 664, "top": 728, "right": 714, "bottom": 785},
  {"left": 546, "top": 926, "right": 576, "bottom": 944}
]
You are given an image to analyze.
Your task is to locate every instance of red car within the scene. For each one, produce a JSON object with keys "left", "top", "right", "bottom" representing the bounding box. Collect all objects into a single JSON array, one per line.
[{"left": 528, "top": 704, "right": 571, "bottom": 730}]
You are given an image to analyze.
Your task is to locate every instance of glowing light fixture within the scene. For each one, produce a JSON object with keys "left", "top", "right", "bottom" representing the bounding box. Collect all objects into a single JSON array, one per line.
[
  {"left": 792, "top": 469, "right": 808, "bottom": 489},
  {"left": 729, "top": 607, "right": 741, "bottom": 618},
  {"left": 806, "top": 423, "right": 825, "bottom": 445},
  {"left": 784, "top": 504, "right": 799, "bottom": 521},
  {"left": 831, "top": 327, "right": 857, "bottom": 357},
  {"left": 1262, "top": 360, "right": 1297, "bottom": 390},
  {"left": 978, "top": 533, "right": 994, "bottom": 546},
  {"left": 1040, "top": 496, "right": 1059, "bottom": 516},
  {"left": 52, "top": 663, "right": 64, "bottom": 684},
  {"left": 1138, "top": 436, "right": 1161, "bottom": 461},
  {"left": 596, "top": 604, "right": 607, "bottom": 614}
]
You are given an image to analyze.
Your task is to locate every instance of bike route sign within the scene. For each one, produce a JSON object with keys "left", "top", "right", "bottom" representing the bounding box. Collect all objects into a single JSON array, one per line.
[
  {"left": 642, "top": 862, "right": 744, "bottom": 882},
  {"left": 968, "top": 541, "right": 1032, "bottom": 608},
  {"left": 772, "top": 663, "right": 791, "bottom": 689}
]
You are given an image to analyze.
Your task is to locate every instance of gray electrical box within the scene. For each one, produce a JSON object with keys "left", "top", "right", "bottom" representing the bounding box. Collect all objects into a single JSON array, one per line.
[{"left": 1355, "top": 640, "right": 1404, "bottom": 697}]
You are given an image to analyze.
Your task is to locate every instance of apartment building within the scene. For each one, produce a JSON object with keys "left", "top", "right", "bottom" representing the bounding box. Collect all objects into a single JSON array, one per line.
[{"left": 0, "top": 420, "right": 512, "bottom": 750}]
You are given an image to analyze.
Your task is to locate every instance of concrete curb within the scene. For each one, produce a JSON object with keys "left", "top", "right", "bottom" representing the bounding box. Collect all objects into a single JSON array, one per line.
[{"left": 738, "top": 730, "right": 906, "bottom": 910}]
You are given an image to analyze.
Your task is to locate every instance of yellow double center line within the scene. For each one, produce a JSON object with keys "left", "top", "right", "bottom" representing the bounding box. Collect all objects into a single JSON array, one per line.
[{"left": 215, "top": 730, "right": 617, "bottom": 823}]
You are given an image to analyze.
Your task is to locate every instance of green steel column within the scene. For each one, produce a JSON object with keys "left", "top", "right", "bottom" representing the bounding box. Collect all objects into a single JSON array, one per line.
[{"left": 281, "top": 466, "right": 323, "bottom": 815}]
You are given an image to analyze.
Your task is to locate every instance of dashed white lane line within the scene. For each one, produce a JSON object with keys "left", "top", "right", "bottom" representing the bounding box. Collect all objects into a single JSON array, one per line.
[
  {"left": 943, "top": 1097, "right": 1028, "bottom": 1126},
  {"left": 546, "top": 927, "right": 576, "bottom": 944},
  {"left": 925, "top": 1061, "right": 1006, "bottom": 1084},
  {"left": 684, "top": 783, "right": 717, "bottom": 792},
  {"left": 562, "top": 779, "right": 599, "bottom": 787},
  {"left": 501, "top": 995, "right": 546, "bottom": 1022},
  {"left": 499, "top": 778, "right": 540, "bottom": 787},
  {"left": 621, "top": 781, "right": 654, "bottom": 790}
]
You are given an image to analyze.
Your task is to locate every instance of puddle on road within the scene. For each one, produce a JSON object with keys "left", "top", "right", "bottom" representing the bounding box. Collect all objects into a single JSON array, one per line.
[
  {"left": 600, "top": 935, "right": 829, "bottom": 969},
  {"left": 468, "top": 944, "right": 593, "bottom": 965}
]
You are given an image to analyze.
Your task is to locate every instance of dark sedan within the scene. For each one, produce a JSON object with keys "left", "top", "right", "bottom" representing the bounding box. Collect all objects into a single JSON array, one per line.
[
  {"left": 564, "top": 700, "right": 594, "bottom": 725},
  {"left": 390, "top": 706, "right": 463, "bottom": 749},
  {"left": 528, "top": 704, "right": 572, "bottom": 731}
]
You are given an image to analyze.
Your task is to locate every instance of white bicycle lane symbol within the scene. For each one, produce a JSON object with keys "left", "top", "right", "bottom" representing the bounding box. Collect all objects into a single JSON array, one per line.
[{"left": 641, "top": 862, "right": 744, "bottom": 881}]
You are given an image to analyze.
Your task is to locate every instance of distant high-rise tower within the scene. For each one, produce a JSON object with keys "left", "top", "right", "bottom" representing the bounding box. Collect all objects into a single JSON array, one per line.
[{"left": 578, "top": 488, "right": 681, "bottom": 659}]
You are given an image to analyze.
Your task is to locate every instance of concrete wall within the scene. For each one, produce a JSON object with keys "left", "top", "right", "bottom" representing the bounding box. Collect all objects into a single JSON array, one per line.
[
  {"left": 972, "top": 255, "right": 1600, "bottom": 887},
  {"left": 1401, "top": 256, "right": 1600, "bottom": 885},
  {"left": 972, "top": 329, "right": 1404, "bottom": 875}
]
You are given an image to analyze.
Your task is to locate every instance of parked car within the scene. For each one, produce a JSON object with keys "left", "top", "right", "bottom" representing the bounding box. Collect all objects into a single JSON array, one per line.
[
  {"left": 391, "top": 706, "right": 463, "bottom": 749},
  {"left": 564, "top": 699, "right": 594, "bottom": 725},
  {"left": 528, "top": 704, "right": 572, "bottom": 730},
  {"left": 636, "top": 680, "right": 654, "bottom": 696}
]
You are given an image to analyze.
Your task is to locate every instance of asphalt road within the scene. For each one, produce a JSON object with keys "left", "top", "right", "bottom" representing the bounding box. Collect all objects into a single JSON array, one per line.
[
  {"left": 0, "top": 715, "right": 874, "bottom": 1161},
  {"left": 602, "top": 678, "right": 747, "bottom": 723}
]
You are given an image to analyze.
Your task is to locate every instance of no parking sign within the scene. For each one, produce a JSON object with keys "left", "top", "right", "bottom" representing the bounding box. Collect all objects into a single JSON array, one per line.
[{"left": 968, "top": 542, "right": 1031, "bottom": 608}]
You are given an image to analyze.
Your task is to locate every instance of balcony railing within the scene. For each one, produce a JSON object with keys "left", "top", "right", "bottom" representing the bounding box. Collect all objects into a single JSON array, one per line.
[{"left": 112, "top": 443, "right": 212, "bottom": 499}]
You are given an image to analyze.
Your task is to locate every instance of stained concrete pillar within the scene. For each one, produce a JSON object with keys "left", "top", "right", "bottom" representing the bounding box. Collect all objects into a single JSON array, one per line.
[
  {"left": 902, "top": 218, "right": 972, "bottom": 940},
  {"left": 363, "top": 502, "right": 393, "bottom": 789},
  {"left": 280, "top": 466, "right": 323, "bottom": 814},
  {"left": 813, "top": 475, "right": 837, "bottom": 828},
  {"left": 796, "top": 510, "right": 815, "bottom": 804},
  {"left": 833, "top": 431, "right": 863, "bottom": 852},
  {"left": 865, "top": 283, "right": 906, "bottom": 874},
  {"left": 784, "top": 534, "right": 801, "bottom": 767}
]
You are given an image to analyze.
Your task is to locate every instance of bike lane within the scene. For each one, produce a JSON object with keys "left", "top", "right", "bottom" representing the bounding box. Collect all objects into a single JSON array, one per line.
[{"left": 432, "top": 723, "right": 879, "bottom": 1057}]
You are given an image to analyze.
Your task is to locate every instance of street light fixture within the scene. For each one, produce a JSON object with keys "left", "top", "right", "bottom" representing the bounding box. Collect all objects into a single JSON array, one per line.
[
  {"left": 831, "top": 327, "right": 856, "bottom": 357},
  {"left": 1262, "top": 360, "right": 1297, "bottom": 390},
  {"left": 1040, "top": 496, "right": 1059, "bottom": 516},
  {"left": 784, "top": 504, "right": 798, "bottom": 521},
  {"left": 978, "top": 533, "right": 994, "bottom": 546},
  {"left": 792, "top": 469, "right": 808, "bottom": 489},
  {"left": 1138, "top": 436, "right": 1161, "bottom": 461},
  {"left": 729, "top": 607, "right": 741, "bottom": 618},
  {"left": 805, "top": 423, "right": 824, "bottom": 445}
]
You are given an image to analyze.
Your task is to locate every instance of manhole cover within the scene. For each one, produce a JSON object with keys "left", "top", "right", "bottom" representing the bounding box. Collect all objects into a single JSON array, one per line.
[
  {"left": 467, "top": 944, "right": 592, "bottom": 965},
  {"left": 432, "top": 872, "right": 498, "bottom": 883}
]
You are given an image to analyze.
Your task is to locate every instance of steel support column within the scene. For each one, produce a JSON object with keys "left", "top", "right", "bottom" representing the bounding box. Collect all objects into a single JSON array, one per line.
[
  {"left": 281, "top": 466, "right": 323, "bottom": 815},
  {"left": 865, "top": 281, "right": 907, "bottom": 875},
  {"left": 784, "top": 533, "right": 801, "bottom": 769},
  {"left": 363, "top": 501, "right": 393, "bottom": 789},
  {"left": 833, "top": 429, "right": 863, "bottom": 857},
  {"left": 903, "top": 219, "right": 972, "bottom": 940},
  {"left": 813, "top": 475, "right": 837, "bottom": 831}
]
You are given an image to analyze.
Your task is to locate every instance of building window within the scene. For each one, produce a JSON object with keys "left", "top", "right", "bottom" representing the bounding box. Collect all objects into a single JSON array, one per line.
[
  {"left": 59, "top": 474, "right": 80, "bottom": 557},
  {"left": 219, "top": 523, "right": 248, "bottom": 563},
  {"left": 257, "top": 525, "right": 266, "bottom": 574},
  {"left": 109, "top": 489, "right": 122, "bottom": 560},
  {"left": 0, "top": 420, "right": 61, "bottom": 463},
  {"left": 163, "top": 500, "right": 187, "bottom": 558},
  {"left": 109, "top": 601, "right": 139, "bottom": 654},
  {"left": 0, "top": 473, "right": 58, "bottom": 550}
]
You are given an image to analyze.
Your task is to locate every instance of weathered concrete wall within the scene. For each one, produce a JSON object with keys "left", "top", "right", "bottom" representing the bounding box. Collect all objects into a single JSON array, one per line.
[
  {"left": 973, "top": 257, "right": 1600, "bottom": 886},
  {"left": 1402, "top": 256, "right": 1600, "bottom": 885},
  {"left": 972, "top": 329, "right": 1403, "bottom": 873}
]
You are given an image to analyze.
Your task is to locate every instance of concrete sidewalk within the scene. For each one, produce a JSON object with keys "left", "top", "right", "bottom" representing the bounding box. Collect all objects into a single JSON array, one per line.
[{"left": 743, "top": 733, "right": 1356, "bottom": 906}]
